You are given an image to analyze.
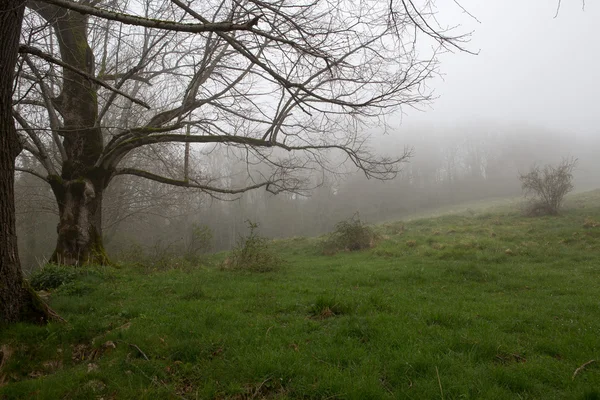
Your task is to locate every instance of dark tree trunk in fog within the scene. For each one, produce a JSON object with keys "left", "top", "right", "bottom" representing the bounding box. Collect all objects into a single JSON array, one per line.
[
  {"left": 0, "top": 0, "right": 55, "bottom": 324},
  {"left": 28, "top": 2, "right": 110, "bottom": 265}
]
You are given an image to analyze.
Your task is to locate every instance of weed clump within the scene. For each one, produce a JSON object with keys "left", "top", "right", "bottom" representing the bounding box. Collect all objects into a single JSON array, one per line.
[
  {"left": 583, "top": 218, "right": 600, "bottom": 228},
  {"left": 28, "top": 264, "right": 76, "bottom": 291},
  {"left": 223, "top": 221, "right": 283, "bottom": 272},
  {"left": 309, "top": 295, "right": 349, "bottom": 319},
  {"left": 323, "top": 213, "right": 377, "bottom": 254}
]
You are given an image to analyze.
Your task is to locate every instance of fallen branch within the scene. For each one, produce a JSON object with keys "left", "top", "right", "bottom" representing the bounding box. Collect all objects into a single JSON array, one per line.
[{"left": 572, "top": 359, "right": 595, "bottom": 380}]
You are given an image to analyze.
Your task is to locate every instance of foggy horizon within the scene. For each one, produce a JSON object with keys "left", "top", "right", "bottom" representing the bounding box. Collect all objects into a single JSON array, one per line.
[{"left": 398, "top": 0, "right": 599, "bottom": 140}]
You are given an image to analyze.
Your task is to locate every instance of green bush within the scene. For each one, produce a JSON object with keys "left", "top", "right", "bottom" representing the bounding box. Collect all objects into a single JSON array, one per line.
[
  {"left": 323, "top": 213, "right": 377, "bottom": 254},
  {"left": 223, "top": 221, "right": 283, "bottom": 272},
  {"left": 28, "top": 264, "right": 76, "bottom": 291}
]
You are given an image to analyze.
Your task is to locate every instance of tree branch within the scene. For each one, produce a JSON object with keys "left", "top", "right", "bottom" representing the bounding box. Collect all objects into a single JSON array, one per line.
[
  {"left": 114, "top": 167, "right": 273, "bottom": 194},
  {"left": 35, "top": 0, "right": 261, "bottom": 33},
  {"left": 15, "top": 167, "right": 49, "bottom": 182},
  {"left": 101, "top": 130, "right": 410, "bottom": 181},
  {"left": 13, "top": 110, "right": 59, "bottom": 175},
  {"left": 18, "top": 44, "right": 151, "bottom": 109},
  {"left": 22, "top": 55, "right": 62, "bottom": 130},
  {"left": 103, "top": 123, "right": 184, "bottom": 157},
  {"left": 20, "top": 56, "right": 67, "bottom": 161},
  {"left": 97, "top": 72, "right": 152, "bottom": 85}
]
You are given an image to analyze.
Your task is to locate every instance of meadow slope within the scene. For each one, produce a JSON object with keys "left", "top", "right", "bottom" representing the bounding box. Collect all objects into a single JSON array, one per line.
[{"left": 1, "top": 191, "right": 600, "bottom": 399}]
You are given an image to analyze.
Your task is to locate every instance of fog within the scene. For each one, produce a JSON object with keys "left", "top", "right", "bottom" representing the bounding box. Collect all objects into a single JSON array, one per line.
[
  {"left": 15, "top": 0, "right": 600, "bottom": 268},
  {"left": 408, "top": 0, "right": 599, "bottom": 134}
]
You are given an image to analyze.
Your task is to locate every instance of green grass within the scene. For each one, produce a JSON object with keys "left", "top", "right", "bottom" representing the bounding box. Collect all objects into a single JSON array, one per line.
[{"left": 2, "top": 191, "right": 600, "bottom": 399}]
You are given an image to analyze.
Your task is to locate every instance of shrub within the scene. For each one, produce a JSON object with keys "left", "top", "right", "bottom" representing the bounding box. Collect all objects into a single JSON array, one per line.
[
  {"left": 28, "top": 264, "right": 76, "bottom": 291},
  {"left": 323, "top": 213, "right": 377, "bottom": 254},
  {"left": 519, "top": 158, "right": 577, "bottom": 216},
  {"left": 223, "top": 221, "right": 283, "bottom": 272},
  {"left": 183, "top": 223, "right": 213, "bottom": 262}
]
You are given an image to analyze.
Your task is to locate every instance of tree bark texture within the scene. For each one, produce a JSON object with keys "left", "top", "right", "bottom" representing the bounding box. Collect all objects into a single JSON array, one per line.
[
  {"left": 49, "top": 177, "right": 109, "bottom": 265},
  {"left": 0, "top": 0, "right": 51, "bottom": 324}
]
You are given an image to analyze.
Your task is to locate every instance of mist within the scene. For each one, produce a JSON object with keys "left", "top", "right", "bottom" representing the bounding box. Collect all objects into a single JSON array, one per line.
[{"left": 14, "top": 0, "right": 600, "bottom": 268}]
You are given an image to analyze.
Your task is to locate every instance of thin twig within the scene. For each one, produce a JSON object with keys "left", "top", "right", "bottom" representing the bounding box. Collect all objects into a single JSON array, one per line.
[
  {"left": 453, "top": 0, "right": 481, "bottom": 23},
  {"left": 250, "top": 377, "right": 272, "bottom": 399},
  {"left": 129, "top": 343, "right": 150, "bottom": 361},
  {"left": 117, "top": 340, "right": 150, "bottom": 361},
  {"left": 572, "top": 360, "right": 595, "bottom": 380}
]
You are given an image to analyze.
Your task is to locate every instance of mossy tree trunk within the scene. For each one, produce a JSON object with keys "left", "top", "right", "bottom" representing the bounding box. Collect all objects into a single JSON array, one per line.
[
  {"left": 49, "top": 175, "right": 109, "bottom": 266},
  {"left": 29, "top": 2, "right": 110, "bottom": 266},
  {"left": 0, "top": 0, "right": 57, "bottom": 324}
]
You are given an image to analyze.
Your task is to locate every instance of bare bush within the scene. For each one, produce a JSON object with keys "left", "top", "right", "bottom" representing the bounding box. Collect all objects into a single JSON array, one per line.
[
  {"left": 323, "top": 213, "right": 377, "bottom": 254},
  {"left": 519, "top": 158, "right": 577, "bottom": 216},
  {"left": 223, "top": 221, "right": 282, "bottom": 273}
]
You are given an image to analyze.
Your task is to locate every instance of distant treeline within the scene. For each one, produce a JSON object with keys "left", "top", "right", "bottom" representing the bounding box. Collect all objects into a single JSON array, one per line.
[{"left": 15, "top": 122, "right": 600, "bottom": 268}]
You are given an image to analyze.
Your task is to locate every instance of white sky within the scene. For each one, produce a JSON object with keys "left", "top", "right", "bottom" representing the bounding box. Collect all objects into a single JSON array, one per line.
[{"left": 402, "top": 0, "right": 599, "bottom": 140}]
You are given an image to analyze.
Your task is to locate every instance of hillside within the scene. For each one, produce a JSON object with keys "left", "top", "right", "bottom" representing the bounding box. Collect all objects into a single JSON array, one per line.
[{"left": 1, "top": 191, "right": 600, "bottom": 399}]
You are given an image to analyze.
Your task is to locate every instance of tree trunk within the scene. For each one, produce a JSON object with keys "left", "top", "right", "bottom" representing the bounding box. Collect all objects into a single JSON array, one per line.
[
  {"left": 49, "top": 177, "right": 109, "bottom": 266},
  {"left": 27, "top": 3, "right": 109, "bottom": 266},
  {"left": 0, "top": 0, "right": 56, "bottom": 324}
]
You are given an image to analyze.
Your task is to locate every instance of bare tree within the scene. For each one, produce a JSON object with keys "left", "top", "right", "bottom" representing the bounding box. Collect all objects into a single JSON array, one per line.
[{"left": 14, "top": 0, "right": 469, "bottom": 265}]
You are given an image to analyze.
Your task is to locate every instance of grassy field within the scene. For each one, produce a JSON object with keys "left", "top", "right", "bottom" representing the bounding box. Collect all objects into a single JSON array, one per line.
[{"left": 2, "top": 191, "right": 600, "bottom": 399}]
